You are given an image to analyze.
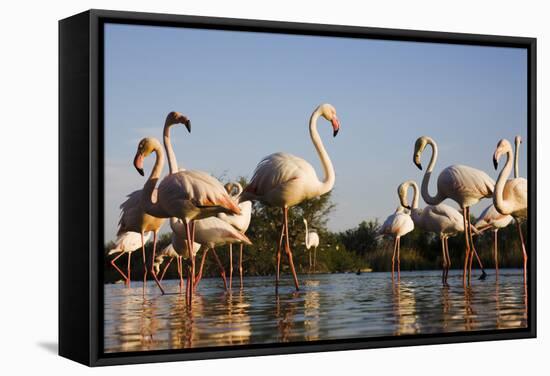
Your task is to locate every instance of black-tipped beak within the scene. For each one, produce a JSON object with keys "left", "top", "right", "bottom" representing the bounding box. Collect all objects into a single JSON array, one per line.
[
  {"left": 333, "top": 128, "right": 339, "bottom": 137},
  {"left": 133, "top": 152, "right": 145, "bottom": 176},
  {"left": 185, "top": 119, "right": 191, "bottom": 133},
  {"left": 493, "top": 156, "right": 498, "bottom": 170},
  {"left": 136, "top": 166, "right": 144, "bottom": 176},
  {"left": 414, "top": 159, "right": 422, "bottom": 170}
]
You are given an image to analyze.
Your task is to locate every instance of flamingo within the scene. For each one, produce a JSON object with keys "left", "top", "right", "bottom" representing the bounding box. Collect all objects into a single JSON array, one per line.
[
  {"left": 108, "top": 232, "right": 151, "bottom": 285},
  {"left": 303, "top": 218, "right": 320, "bottom": 273},
  {"left": 133, "top": 136, "right": 240, "bottom": 304},
  {"left": 413, "top": 136, "right": 494, "bottom": 286},
  {"left": 153, "top": 234, "right": 201, "bottom": 292},
  {"left": 474, "top": 204, "right": 513, "bottom": 276},
  {"left": 379, "top": 206, "right": 414, "bottom": 280},
  {"left": 398, "top": 180, "right": 487, "bottom": 285},
  {"left": 185, "top": 216, "right": 253, "bottom": 290},
  {"left": 116, "top": 113, "right": 190, "bottom": 293},
  {"left": 240, "top": 103, "right": 340, "bottom": 291},
  {"left": 492, "top": 138, "right": 528, "bottom": 281},
  {"left": 217, "top": 182, "right": 253, "bottom": 289}
]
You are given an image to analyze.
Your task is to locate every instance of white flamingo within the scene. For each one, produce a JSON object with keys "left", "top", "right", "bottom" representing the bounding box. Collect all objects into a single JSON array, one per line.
[
  {"left": 492, "top": 137, "right": 528, "bottom": 281},
  {"left": 153, "top": 234, "right": 201, "bottom": 292},
  {"left": 413, "top": 136, "right": 494, "bottom": 285},
  {"left": 218, "top": 182, "right": 253, "bottom": 289},
  {"left": 303, "top": 218, "right": 320, "bottom": 273},
  {"left": 133, "top": 136, "right": 240, "bottom": 303},
  {"left": 241, "top": 103, "right": 340, "bottom": 291},
  {"left": 108, "top": 232, "right": 151, "bottom": 284},
  {"left": 116, "top": 112, "right": 190, "bottom": 293},
  {"left": 379, "top": 206, "right": 414, "bottom": 280},
  {"left": 474, "top": 136, "right": 521, "bottom": 276},
  {"left": 398, "top": 180, "right": 487, "bottom": 285},
  {"left": 186, "top": 216, "right": 252, "bottom": 290}
]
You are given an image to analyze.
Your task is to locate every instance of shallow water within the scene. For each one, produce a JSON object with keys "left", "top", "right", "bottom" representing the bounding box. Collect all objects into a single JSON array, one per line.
[{"left": 103, "top": 269, "right": 528, "bottom": 353}]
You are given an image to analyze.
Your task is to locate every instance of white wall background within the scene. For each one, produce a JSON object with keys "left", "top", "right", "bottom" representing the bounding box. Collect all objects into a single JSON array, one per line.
[{"left": 0, "top": 0, "right": 547, "bottom": 374}]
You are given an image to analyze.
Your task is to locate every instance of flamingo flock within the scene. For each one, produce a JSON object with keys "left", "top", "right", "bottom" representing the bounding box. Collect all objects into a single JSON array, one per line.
[{"left": 109, "top": 105, "right": 528, "bottom": 307}]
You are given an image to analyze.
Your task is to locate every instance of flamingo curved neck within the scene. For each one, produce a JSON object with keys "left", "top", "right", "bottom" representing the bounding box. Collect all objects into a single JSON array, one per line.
[
  {"left": 494, "top": 148, "right": 514, "bottom": 215},
  {"left": 406, "top": 181, "right": 423, "bottom": 223},
  {"left": 421, "top": 139, "right": 444, "bottom": 205},
  {"left": 141, "top": 145, "right": 167, "bottom": 218},
  {"left": 309, "top": 110, "right": 335, "bottom": 196},
  {"left": 163, "top": 120, "right": 180, "bottom": 174}
]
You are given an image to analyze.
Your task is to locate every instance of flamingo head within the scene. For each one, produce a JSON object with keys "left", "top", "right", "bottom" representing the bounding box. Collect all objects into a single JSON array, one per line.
[
  {"left": 133, "top": 137, "right": 160, "bottom": 176},
  {"left": 397, "top": 181, "right": 412, "bottom": 210},
  {"left": 165, "top": 111, "right": 191, "bottom": 133},
  {"left": 303, "top": 218, "right": 308, "bottom": 225},
  {"left": 515, "top": 135, "right": 522, "bottom": 146},
  {"left": 413, "top": 136, "right": 430, "bottom": 170},
  {"left": 493, "top": 138, "right": 512, "bottom": 170},
  {"left": 318, "top": 103, "right": 340, "bottom": 137}
]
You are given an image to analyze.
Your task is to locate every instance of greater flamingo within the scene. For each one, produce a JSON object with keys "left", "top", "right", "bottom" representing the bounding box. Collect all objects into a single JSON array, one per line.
[
  {"left": 474, "top": 204, "right": 513, "bottom": 276},
  {"left": 133, "top": 136, "right": 240, "bottom": 304},
  {"left": 116, "top": 112, "right": 191, "bottom": 293},
  {"left": 185, "top": 216, "right": 252, "bottom": 290},
  {"left": 379, "top": 206, "right": 414, "bottom": 280},
  {"left": 108, "top": 231, "right": 151, "bottom": 285},
  {"left": 398, "top": 180, "right": 487, "bottom": 285},
  {"left": 413, "top": 136, "right": 494, "bottom": 285},
  {"left": 303, "top": 218, "right": 320, "bottom": 273},
  {"left": 217, "top": 182, "right": 252, "bottom": 289},
  {"left": 153, "top": 233, "right": 201, "bottom": 293},
  {"left": 492, "top": 138, "right": 528, "bottom": 281},
  {"left": 241, "top": 103, "right": 340, "bottom": 291}
]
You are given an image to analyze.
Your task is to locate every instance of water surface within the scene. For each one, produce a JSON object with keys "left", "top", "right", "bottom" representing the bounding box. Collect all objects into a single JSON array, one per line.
[{"left": 104, "top": 269, "right": 527, "bottom": 353}]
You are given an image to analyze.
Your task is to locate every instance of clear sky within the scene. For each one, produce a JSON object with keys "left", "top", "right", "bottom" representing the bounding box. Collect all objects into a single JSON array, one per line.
[{"left": 104, "top": 23, "right": 527, "bottom": 243}]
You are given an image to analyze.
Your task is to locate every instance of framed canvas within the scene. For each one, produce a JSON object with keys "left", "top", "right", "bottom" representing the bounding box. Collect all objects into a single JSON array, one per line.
[{"left": 59, "top": 9, "right": 536, "bottom": 366}]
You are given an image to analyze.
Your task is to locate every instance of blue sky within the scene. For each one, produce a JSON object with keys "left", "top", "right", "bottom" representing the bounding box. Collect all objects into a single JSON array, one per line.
[{"left": 104, "top": 23, "right": 527, "bottom": 242}]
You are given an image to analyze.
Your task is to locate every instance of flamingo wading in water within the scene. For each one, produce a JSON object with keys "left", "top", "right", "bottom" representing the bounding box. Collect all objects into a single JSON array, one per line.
[
  {"left": 108, "top": 232, "right": 151, "bottom": 285},
  {"left": 379, "top": 206, "right": 414, "bottom": 280},
  {"left": 413, "top": 136, "right": 494, "bottom": 286},
  {"left": 399, "top": 180, "right": 487, "bottom": 285},
  {"left": 133, "top": 136, "right": 240, "bottom": 305},
  {"left": 492, "top": 138, "right": 528, "bottom": 282},
  {"left": 240, "top": 104, "right": 340, "bottom": 291},
  {"left": 217, "top": 182, "right": 253, "bottom": 289},
  {"left": 303, "top": 218, "right": 320, "bottom": 273}
]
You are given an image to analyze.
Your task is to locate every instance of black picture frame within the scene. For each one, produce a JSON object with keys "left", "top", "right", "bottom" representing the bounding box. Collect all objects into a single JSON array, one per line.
[{"left": 59, "top": 9, "right": 537, "bottom": 367}]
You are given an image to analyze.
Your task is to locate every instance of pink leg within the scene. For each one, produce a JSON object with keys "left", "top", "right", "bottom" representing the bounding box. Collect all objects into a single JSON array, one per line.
[
  {"left": 391, "top": 237, "right": 398, "bottom": 280},
  {"left": 516, "top": 221, "right": 527, "bottom": 284},
  {"left": 276, "top": 224, "right": 285, "bottom": 290},
  {"left": 126, "top": 251, "right": 132, "bottom": 287},
  {"left": 283, "top": 206, "right": 300, "bottom": 291},
  {"left": 211, "top": 247, "right": 228, "bottom": 291},
  {"left": 184, "top": 221, "right": 195, "bottom": 305},
  {"left": 159, "top": 257, "right": 174, "bottom": 283},
  {"left": 229, "top": 243, "right": 233, "bottom": 290},
  {"left": 444, "top": 237, "right": 451, "bottom": 284},
  {"left": 110, "top": 251, "right": 129, "bottom": 284},
  {"left": 239, "top": 243, "right": 244, "bottom": 289},
  {"left": 313, "top": 247, "right": 317, "bottom": 273},
  {"left": 150, "top": 231, "right": 165, "bottom": 294},
  {"left": 141, "top": 232, "right": 148, "bottom": 294},
  {"left": 462, "top": 208, "right": 471, "bottom": 287},
  {"left": 397, "top": 236, "right": 401, "bottom": 281},
  {"left": 493, "top": 230, "right": 499, "bottom": 278},
  {"left": 195, "top": 248, "right": 209, "bottom": 288}
]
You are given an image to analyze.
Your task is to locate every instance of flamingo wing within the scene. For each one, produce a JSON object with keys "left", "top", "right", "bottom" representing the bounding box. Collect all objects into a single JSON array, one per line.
[{"left": 439, "top": 165, "right": 495, "bottom": 201}]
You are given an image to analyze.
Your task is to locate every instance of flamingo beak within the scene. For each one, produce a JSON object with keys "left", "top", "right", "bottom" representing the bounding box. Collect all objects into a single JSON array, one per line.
[
  {"left": 493, "top": 154, "right": 498, "bottom": 170},
  {"left": 184, "top": 119, "right": 191, "bottom": 133},
  {"left": 134, "top": 152, "right": 145, "bottom": 176},
  {"left": 331, "top": 117, "right": 340, "bottom": 137},
  {"left": 414, "top": 155, "right": 422, "bottom": 170}
]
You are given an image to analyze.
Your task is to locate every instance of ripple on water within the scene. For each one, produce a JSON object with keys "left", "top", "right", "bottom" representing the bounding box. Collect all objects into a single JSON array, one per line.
[{"left": 103, "top": 269, "right": 528, "bottom": 353}]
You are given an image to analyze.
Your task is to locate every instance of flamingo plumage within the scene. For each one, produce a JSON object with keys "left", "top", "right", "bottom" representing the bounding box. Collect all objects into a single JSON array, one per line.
[
  {"left": 108, "top": 231, "right": 151, "bottom": 285},
  {"left": 413, "top": 136, "right": 494, "bottom": 286},
  {"left": 398, "top": 180, "right": 487, "bottom": 285},
  {"left": 240, "top": 103, "right": 340, "bottom": 291},
  {"left": 379, "top": 206, "right": 414, "bottom": 280},
  {"left": 492, "top": 137, "right": 528, "bottom": 282},
  {"left": 303, "top": 218, "right": 320, "bottom": 273}
]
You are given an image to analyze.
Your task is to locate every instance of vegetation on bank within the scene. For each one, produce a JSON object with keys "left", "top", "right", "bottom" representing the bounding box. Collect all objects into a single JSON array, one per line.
[{"left": 104, "top": 177, "right": 527, "bottom": 283}]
